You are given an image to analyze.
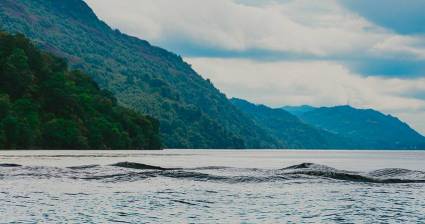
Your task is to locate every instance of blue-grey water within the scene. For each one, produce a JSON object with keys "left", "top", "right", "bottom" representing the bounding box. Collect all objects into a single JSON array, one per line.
[{"left": 1, "top": 150, "right": 425, "bottom": 223}]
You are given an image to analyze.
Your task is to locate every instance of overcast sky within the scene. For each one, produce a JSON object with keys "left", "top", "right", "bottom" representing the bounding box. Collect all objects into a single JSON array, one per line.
[{"left": 84, "top": 0, "right": 425, "bottom": 134}]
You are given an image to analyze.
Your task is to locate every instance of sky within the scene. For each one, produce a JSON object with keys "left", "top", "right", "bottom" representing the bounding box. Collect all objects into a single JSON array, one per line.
[{"left": 84, "top": 0, "right": 425, "bottom": 134}]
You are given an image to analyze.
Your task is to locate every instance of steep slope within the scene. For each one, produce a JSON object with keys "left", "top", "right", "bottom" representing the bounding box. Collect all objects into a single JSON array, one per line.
[
  {"left": 0, "top": 31, "right": 160, "bottom": 149},
  {"left": 0, "top": 0, "right": 278, "bottom": 148},
  {"left": 231, "top": 98, "right": 350, "bottom": 149},
  {"left": 299, "top": 106, "right": 425, "bottom": 149}
]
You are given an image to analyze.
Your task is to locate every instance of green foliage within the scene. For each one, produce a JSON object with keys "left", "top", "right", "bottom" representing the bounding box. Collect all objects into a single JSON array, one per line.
[
  {"left": 1, "top": 48, "right": 33, "bottom": 98},
  {"left": 0, "top": 32, "right": 161, "bottom": 149},
  {"left": 0, "top": 0, "right": 278, "bottom": 149},
  {"left": 42, "top": 118, "right": 88, "bottom": 149},
  {"left": 0, "top": 94, "right": 10, "bottom": 118}
]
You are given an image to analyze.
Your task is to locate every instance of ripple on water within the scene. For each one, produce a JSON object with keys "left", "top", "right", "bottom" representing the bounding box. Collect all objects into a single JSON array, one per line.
[{"left": 0, "top": 161, "right": 424, "bottom": 223}]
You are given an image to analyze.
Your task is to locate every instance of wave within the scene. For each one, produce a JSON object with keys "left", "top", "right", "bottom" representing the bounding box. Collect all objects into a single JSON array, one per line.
[
  {"left": 1, "top": 162, "right": 424, "bottom": 184},
  {"left": 280, "top": 163, "right": 425, "bottom": 184},
  {"left": 67, "top": 165, "right": 99, "bottom": 170},
  {"left": 0, "top": 163, "right": 22, "bottom": 167},
  {"left": 110, "top": 162, "right": 170, "bottom": 170},
  {"left": 282, "top": 163, "right": 425, "bottom": 183}
]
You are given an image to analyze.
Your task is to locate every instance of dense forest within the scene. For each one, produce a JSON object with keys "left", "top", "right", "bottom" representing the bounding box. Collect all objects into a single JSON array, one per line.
[
  {"left": 0, "top": 32, "right": 161, "bottom": 149},
  {"left": 0, "top": 0, "right": 278, "bottom": 149}
]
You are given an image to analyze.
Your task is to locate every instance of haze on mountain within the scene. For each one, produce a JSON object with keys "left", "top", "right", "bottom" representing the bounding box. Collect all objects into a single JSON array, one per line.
[
  {"left": 296, "top": 105, "right": 425, "bottom": 149},
  {"left": 231, "top": 98, "right": 352, "bottom": 149},
  {"left": 235, "top": 99, "right": 425, "bottom": 149}
]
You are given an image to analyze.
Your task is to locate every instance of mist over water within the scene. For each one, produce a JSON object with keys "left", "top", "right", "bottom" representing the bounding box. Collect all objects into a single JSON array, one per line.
[{"left": 1, "top": 150, "right": 425, "bottom": 223}]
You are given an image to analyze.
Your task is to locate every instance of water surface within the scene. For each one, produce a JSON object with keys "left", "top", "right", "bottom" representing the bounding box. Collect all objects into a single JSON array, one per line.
[{"left": 1, "top": 150, "right": 424, "bottom": 223}]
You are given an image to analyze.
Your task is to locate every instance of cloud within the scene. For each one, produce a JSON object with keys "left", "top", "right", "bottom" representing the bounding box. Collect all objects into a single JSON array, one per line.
[
  {"left": 85, "top": 0, "right": 425, "bottom": 77},
  {"left": 341, "top": 0, "right": 425, "bottom": 35},
  {"left": 84, "top": 0, "right": 384, "bottom": 55},
  {"left": 371, "top": 35, "right": 425, "bottom": 59},
  {"left": 187, "top": 57, "right": 425, "bottom": 134}
]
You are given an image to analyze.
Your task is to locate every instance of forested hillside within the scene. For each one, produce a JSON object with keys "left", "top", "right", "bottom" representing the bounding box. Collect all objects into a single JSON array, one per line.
[
  {"left": 0, "top": 32, "right": 161, "bottom": 149},
  {"left": 299, "top": 106, "right": 425, "bottom": 149},
  {"left": 0, "top": 0, "right": 278, "bottom": 149}
]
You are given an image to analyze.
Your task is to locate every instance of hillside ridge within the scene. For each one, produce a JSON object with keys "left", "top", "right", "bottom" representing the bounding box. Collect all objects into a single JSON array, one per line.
[{"left": 0, "top": 0, "right": 278, "bottom": 148}]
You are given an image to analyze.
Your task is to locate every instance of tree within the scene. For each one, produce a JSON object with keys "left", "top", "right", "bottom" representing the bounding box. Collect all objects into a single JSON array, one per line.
[
  {"left": 0, "top": 31, "right": 161, "bottom": 150},
  {"left": 0, "top": 94, "right": 10, "bottom": 118},
  {"left": 0, "top": 48, "right": 33, "bottom": 98},
  {"left": 42, "top": 119, "right": 88, "bottom": 149}
]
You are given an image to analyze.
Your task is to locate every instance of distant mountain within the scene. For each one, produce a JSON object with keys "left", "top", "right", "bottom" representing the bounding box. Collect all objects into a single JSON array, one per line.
[
  {"left": 298, "top": 105, "right": 425, "bottom": 149},
  {"left": 231, "top": 98, "right": 350, "bottom": 149},
  {"left": 281, "top": 105, "right": 317, "bottom": 117},
  {"left": 0, "top": 32, "right": 160, "bottom": 149},
  {"left": 0, "top": 0, "right": 278, "bottom": 149}
]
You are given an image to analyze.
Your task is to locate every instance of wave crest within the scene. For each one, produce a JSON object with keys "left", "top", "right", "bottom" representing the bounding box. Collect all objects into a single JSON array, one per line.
[
  {"left": 281, "top": 163, "right": 425, "bottom": 183},
  {"left": 0, "top": 163, "right": 22, "bottom": 167},
  {"left": 1, "top": 162, "right": 424, "bottom": 184}
]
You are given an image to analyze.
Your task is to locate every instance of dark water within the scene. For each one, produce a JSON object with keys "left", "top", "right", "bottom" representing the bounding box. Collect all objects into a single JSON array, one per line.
[{"left": 1, "top": 150, "right": 425, "bottom": 223}]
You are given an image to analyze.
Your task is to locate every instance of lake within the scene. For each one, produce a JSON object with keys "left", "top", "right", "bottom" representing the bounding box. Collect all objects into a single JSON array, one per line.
[{"left": 1, "top": 150, "right": 425, "bottom": 223}]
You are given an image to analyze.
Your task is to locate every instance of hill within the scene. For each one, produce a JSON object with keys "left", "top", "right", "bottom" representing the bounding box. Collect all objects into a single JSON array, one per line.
[
  {"left": 0, "top": 32, "right": 161, "bottom": 149},
  {"left": 0, "top": 0, "right": 278, "bottom": 148},
  {"left": 281, "top": 105, "right": 317, "bottom": 117},
  {"left": 298, "top": 105, "right": 425, "bottom": 149},
  {"left": 231, "top": 99, "right": 350, "bottom": 149}
]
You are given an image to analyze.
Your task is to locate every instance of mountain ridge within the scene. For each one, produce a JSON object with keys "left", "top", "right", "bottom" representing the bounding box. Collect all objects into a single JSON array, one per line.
[
  {"left": 281, "top": 105, "right": 317, "bottom": 117},
  {"left": 0, "top": 0, "right": 279, "bottom": 149},
  {"left": 231, "top": 98, "right": 352, "bottom": 149},
  {"left": 287, "top": 105, "right": 425, "bottom": 149}
]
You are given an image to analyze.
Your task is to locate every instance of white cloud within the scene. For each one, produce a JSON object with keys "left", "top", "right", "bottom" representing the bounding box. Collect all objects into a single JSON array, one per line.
[
  {"left": 85, "top": 0, "right": 425, "bottom": 60},
  {"left": 84, "top": 0, "right": 389, "bottom": 56},
  {"left": 187, "top": 57, "right": 425, "bottom": 134},
  {"left": 371, "top": 35, "right": 425, "bottom": 59}
]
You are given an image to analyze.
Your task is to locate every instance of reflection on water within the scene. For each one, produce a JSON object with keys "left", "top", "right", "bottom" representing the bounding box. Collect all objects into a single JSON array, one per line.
[{"left": 1, "top": 150, "right": 425, "bottom": 223}]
